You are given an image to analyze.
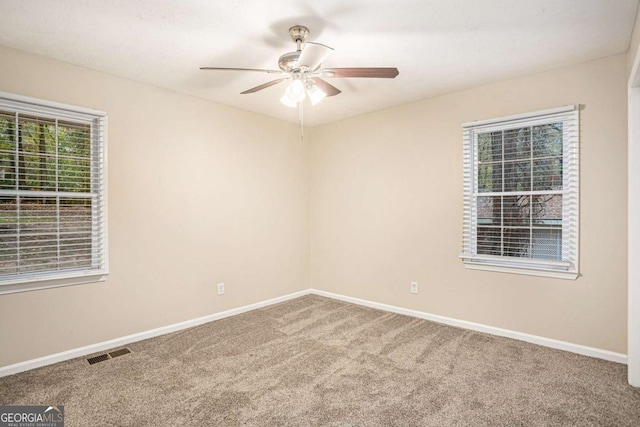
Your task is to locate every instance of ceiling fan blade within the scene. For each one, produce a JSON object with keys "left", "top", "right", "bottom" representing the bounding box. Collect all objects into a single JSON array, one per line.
[
  {"left": 200, "top": 67, "right": 283, "bottom": 75},
  {"left": 319, "top": 67, "right": 399, "bottom": 78},
  {"left": 296, "top": 42, "right": 334, "bottom": 71},
  {"left": 313, "top": 78, "right": 341, "bottom": 97},
  {"left": 240, "top": 78, "right": 288, "bottom": 94}
]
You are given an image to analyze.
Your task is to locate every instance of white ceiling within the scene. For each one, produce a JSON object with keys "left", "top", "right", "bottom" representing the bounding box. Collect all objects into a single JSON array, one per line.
[{"left": 0, "top": 0, "right": 638, "bottom": 126}]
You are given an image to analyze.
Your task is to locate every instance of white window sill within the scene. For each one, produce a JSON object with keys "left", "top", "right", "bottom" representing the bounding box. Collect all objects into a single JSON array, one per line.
[
  {"left": 463, "top": 261, "right": 578, "bottom": 280},
  {"left": 0, "top": 271, "right": 108, "bottom": 295}
]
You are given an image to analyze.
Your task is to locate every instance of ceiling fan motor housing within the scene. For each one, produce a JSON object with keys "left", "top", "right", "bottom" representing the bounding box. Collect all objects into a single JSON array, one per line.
[{"left": 278, "top": 51, "right": 300, "bottom": 72}]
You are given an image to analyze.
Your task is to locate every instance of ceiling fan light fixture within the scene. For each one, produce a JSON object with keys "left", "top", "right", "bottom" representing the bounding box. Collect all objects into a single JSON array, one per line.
[
  {"left": 306, "top": 82, "right": 327, "bottom": 106},
  {"left": 285, "top": 78, "right": 306, "bottom": 103}
]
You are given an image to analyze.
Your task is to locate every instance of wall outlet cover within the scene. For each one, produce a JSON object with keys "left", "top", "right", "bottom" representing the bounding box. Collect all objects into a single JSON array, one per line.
[{"left": 410, "top": 282, "right": 418, "bottom": 294}]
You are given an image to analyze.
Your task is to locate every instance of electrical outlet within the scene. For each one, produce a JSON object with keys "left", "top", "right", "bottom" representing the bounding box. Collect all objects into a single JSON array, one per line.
[
  {"left": 217, "top": 282, "right": 225, "bottom": 295},
  {"left": 410, "top": 281, "right": 418, "bottom": 294}
]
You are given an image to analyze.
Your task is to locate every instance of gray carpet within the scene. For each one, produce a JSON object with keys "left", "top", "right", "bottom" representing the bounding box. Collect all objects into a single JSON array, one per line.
[{"left": 1, "top": 295, "right": 639, "bottom": 426}]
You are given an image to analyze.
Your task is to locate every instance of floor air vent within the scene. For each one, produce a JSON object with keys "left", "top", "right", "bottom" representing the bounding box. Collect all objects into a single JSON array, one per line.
[
  {"left": 87, "top": 354, "right": 110, "bottom": 365},
  {"left": 87, "top": 348, "right": 132, "bottom": 365},
  {"left": 109, "top": 348, "right": 132, "bottom": 358}
]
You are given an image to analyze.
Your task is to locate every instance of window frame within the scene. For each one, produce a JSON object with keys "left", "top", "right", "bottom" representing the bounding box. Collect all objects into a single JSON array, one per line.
[
  {"left": 460, "top": 105, "right": 579, "bottom": 280},
  {"left": 0, "top": 91, "right": 108, "bottom": 294}
]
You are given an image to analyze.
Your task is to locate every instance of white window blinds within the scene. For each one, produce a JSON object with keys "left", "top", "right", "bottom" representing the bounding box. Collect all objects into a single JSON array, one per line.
[
  {"left": 0, "top": 92, "right": 108, "bottom": 294},
  {"left": 460, "top": 106, "right": 579, "bottom": 279}
]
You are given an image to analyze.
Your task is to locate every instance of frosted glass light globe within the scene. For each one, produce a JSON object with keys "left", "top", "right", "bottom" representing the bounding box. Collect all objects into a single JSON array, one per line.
[{"left": 286, "top": 79, "right": 306, "bottom": 102}]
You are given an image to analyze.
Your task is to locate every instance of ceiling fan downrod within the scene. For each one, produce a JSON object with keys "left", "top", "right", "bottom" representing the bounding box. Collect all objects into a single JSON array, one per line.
[{"left": 288, "top": 25, "right": 309, "bottom": 52}]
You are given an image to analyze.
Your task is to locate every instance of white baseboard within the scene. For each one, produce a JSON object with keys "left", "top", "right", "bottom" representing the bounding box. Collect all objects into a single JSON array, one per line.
[
  {"left": 310, "top": 289, "right": 628, "bottom": 365},
  {"left": 0, "top": 289, "right": 311, "bottom": 378},
  {"left": 1, "top": 287, "right": 626, "bottom": 378}
]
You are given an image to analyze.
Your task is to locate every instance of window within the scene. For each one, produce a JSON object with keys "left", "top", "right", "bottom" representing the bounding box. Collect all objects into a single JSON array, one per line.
[
  {"left": 0, "top": 92, "right": 107, "bottom": 294},
  {"left": 460, "top": 106, "right": 578, "bottom": 279}
]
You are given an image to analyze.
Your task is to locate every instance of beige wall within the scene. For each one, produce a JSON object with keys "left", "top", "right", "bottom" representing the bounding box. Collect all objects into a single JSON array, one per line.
[
  {"left": 309, "top": 54, "right": 629, "bottom": 354},
  {"left": 0, "top": 46, "right": 309, "bottom": 367}
]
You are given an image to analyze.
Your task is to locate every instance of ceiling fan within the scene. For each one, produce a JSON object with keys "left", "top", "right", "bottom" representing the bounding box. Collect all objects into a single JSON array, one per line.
[{"left": 200, "top": 25, "right": 399, "bottom": 107}]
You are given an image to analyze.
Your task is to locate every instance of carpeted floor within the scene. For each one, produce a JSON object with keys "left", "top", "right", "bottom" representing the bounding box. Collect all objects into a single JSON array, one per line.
[{"left": 1, "top": 295, "right": 639, "bottom": 426}]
